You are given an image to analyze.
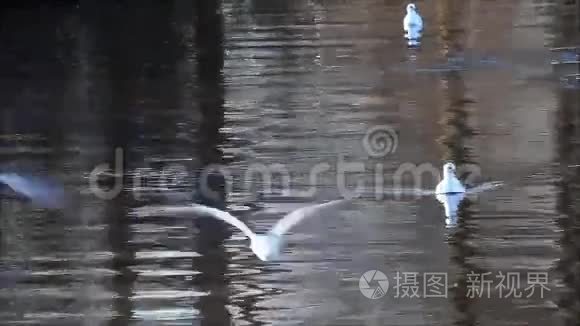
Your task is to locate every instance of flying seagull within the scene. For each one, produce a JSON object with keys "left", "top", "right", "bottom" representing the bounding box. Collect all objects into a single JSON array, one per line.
[{"left": 133, "top": 199, "right": 354, "bottom": 261}]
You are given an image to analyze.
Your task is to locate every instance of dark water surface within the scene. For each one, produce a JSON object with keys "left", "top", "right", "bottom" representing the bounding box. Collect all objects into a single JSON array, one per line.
[{"left": 0, "top": 0, "right": 578, "bottom": 325}]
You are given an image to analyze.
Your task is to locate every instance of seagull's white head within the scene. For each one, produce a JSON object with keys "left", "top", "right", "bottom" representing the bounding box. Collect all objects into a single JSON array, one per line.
[
  {"left": 407, "top": 3, "right": 417, "bottom": 13},
  {"left": 250, "top": 234, "right": 282, "bottom": 261},
  {"left": 443, "top": 162, "right": 456, "bottom": 177}
]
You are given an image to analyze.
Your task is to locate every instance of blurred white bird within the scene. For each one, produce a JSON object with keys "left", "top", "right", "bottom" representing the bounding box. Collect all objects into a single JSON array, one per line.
[
  {"left": 133, "top": 199, "right": 352, "bottom": 261},
  {"left": 435, "top": 162, "right": 466, "bottom": 194},
  {"left": 0, "top": 173, "right": 66, "bottom": 209},
  {"left": 403, "top": 3, "right": 423, "bottom": 47}
]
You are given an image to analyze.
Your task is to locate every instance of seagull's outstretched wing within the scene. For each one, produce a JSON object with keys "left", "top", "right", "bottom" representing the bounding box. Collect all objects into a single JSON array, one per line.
[
  {"left": 383, "top": 187, "right": 435, "bottom": 197},
  {"left": 466, "top": 181, "right": 504, "bottom": 197},
  {"left": 133, "top": 204, "right": 256, "bottom": 240},
  {"left": 0, "top": 173, "right": 66, "bottom": 209},
  {"left": 270, "top": 199, "right": 352, "bottom": 237}
]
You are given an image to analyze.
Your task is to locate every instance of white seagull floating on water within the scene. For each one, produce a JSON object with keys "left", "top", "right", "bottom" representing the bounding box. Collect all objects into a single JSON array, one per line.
[
  {"left": 380, "top": 162, "right": 500, "bottom": 226},
  {"left": 133, "top": 199, "right": 353, "bottom": 261},
  {"left": 435, "top": 162, "right": 466, "bottom": 194},
  {"left": 403, "top": 3, "right": 423, "bottom": 47},
  {"left": 435, "top": 162, "right": 467, "bottom": 226},
  {"left": 378, "top": 162, "right": 499, "bottom": 199},
  {"left": 434, "top": 162, "right": 504, "bottom": 226}
]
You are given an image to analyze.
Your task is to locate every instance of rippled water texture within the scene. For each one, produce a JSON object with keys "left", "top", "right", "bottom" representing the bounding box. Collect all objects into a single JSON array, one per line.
[{"left": 0, "top": 0, "right": 578, "bottom": 325}]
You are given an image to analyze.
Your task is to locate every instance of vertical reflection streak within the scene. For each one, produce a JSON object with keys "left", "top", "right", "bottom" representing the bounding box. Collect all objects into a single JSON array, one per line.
[
  {"left": 436, "top": 1, "right": 482, "bottom": 325},
  {"left": 84, "top": 2, "right": 140, "bottom": 323},
  {"left": 555, "top": 69, "right": 580, "bottom": 326},
  {"left": 190, "top": 1, "right": 233, "bottom": 325}
]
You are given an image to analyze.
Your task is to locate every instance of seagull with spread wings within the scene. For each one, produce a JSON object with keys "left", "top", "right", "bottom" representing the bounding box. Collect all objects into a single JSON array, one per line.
[{"left": 134, "top": 199, "right": 353, "bottom": 261}]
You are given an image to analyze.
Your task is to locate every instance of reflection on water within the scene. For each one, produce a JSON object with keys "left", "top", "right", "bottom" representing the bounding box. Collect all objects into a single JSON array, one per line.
[
  {"left": 555, "top": 78, "right": 580, "bottom": 325},
  {"left": 191, "top": 2, "right": 233, "bottom": 325},
  {"left": 437, "top": 193, "right": 465, "bottom": 227},
  {"left": 435, "top": 2, "right": 480, "bottom": 325},
  {"left": 0, "top": 0, "right": 576, "bottom": 325}
]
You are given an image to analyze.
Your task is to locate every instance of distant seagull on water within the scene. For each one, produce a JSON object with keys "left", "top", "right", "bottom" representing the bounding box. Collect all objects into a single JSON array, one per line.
[
  {"left": 435, "top": 162, "right": 465, "bottom": 227},
  {"left": 435, "top": 162, "right": 502, "bottom": 226},
  {"left": 435, "top": 162, "right": 466, "bottom": 226},
  {"left": 134, "top": 199, "right": 353, "bottom": 262},
  {"left": 403, "top": 3, "right": 423, "bottom": 47}
]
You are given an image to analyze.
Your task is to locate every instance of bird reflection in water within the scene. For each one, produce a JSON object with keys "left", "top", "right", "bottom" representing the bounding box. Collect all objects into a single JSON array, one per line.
[{"left": 436, "top": 192, "right": 465, "bottom": 227}]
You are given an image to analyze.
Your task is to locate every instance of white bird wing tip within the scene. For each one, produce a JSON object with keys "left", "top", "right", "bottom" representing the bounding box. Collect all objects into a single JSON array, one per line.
[{"left": 270, "top": 198, "right": 354, "bottom": 236}]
